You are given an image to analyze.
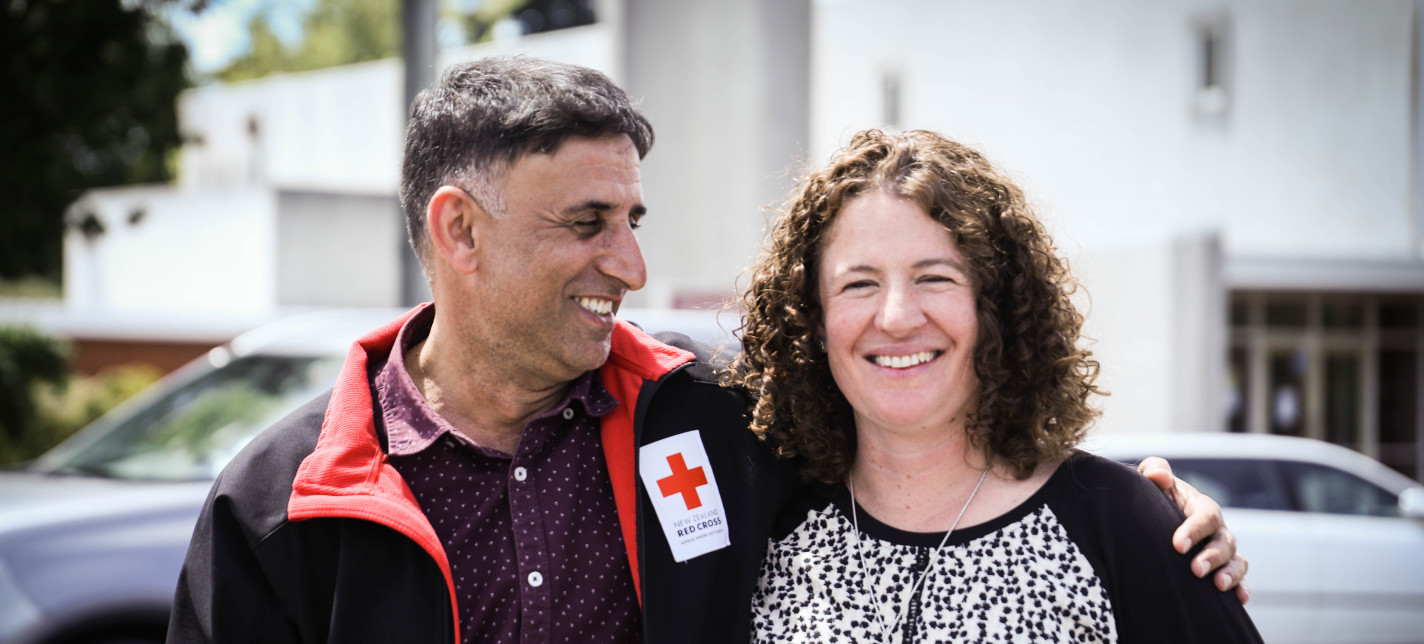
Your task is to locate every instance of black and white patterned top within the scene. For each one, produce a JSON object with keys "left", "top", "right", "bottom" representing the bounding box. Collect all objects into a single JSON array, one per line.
[{"left": 751, "top": 453, "right": 1262, "bottom": 643}]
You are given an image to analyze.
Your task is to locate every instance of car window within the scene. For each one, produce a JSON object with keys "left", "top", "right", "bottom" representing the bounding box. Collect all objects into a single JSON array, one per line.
[
  {"left": 1158, "top": 458, "right": 1292, "bottom": 511},
  {"left": 1278, "top": 460, "right": 1401, "bottom": 517},
  {"left": 32, "top": 355, "right": 343, "bottom": 482}
]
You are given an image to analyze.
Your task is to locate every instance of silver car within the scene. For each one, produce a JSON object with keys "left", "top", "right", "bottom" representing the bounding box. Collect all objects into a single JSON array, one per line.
[{"left": 1085, "top": 432, "right": 1424, "bottom": 644}]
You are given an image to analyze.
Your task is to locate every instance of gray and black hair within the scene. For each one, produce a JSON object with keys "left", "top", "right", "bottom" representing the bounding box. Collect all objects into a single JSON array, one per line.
[{"left": 398, "top": 55, "right": 655, "bottom": 270}]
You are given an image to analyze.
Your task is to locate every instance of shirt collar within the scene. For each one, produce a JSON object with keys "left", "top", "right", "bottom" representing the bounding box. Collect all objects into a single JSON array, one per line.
[{"left": 374, "top": 304, "right": 617, "bottom": 457}]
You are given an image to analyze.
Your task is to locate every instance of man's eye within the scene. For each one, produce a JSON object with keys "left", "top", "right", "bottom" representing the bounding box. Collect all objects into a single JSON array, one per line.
[
  {"left": 573, "top": 219, "right": 602, "bottom": 232},
  {"left": 629, "top": 217, "right": 643, "bottom": 231}
]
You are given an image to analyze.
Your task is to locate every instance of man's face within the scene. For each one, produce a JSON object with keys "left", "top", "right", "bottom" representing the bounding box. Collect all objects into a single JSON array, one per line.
[{"left": 467, "top": 134, "right": 647, "bottom": 388}]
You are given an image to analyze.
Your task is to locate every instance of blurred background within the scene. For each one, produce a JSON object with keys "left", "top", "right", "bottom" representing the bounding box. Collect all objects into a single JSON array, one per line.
[
  {"left": 1, "top": 1, "right": 1422, "bottom": 642},
  {"left": 3, "top": 0, "right": 1421, "bottom": 470}
]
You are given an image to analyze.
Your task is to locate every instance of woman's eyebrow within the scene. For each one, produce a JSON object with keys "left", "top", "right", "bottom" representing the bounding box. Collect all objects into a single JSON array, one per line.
[
  {"left": 913, "top": 257, "right": 967, "bottom": 272},
  {"left": 837, "top": 257, "right": 965, "bottom": 274}
]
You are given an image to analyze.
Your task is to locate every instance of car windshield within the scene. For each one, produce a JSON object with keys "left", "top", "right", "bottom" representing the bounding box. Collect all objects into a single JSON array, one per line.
[{"left": 31, "top": 354, "right": 343, "bottom": 482}]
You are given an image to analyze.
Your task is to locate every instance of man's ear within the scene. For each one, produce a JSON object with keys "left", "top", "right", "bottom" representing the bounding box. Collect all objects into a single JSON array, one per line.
[{"left": 427, "top": 186, "right": 484, "bottom": 274}]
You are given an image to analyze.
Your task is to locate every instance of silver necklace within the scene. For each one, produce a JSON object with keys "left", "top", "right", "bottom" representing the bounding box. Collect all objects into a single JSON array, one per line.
[{"left": 847, "top": 465, "right": 990, "bottom": 639}]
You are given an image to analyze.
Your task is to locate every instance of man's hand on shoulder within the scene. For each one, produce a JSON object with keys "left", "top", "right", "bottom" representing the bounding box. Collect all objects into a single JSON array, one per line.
[{"left": 1139, "top": 456, "right": 1251, "bottom": 604}]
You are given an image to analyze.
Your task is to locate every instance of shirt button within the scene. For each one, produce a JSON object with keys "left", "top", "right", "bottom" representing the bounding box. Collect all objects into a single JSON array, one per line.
[
  {"left": 513, "top": 466, "right": 528, "bottom": 482},
  {"left": 527, "top": 571, "right": 544, "bottom": 587},
  {"left": 561, "top": 408, "right": 575, "bottom": 420}
]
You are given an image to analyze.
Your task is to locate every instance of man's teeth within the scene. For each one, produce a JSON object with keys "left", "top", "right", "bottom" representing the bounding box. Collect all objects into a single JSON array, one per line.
[
  {"left": 873, "top": 351, "right": 938, "bottom": 369},
  {"left": 576, "top": 297, "right": 614, "bottom": 315}
]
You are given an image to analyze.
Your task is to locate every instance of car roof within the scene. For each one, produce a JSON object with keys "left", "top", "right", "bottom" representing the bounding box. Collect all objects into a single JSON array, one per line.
[{"left": 1082, "top": 431, "right": 1421, "bottom": 495}]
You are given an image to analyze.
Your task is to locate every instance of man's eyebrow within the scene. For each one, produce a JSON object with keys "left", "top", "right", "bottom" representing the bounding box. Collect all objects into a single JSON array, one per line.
[{"left": 563, "top": 201, "right": 648, "bottom": 218}]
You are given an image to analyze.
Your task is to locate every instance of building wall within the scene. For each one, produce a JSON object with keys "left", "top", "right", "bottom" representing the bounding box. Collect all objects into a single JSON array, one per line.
[
  {"left": 276, "top": 191, "right": 404, "bottom": 308},
  {"left": 812, "top": 0, "right": 1413, "bottom": 255},
  {"left": 65, "top": 186, "right": 277, "bottom": 317},
  {"left": 177, "top": 59, "right": 404, "bottom": 193},
  {"left": 622, "top": 0, "right": 811, "bottom": 309}
]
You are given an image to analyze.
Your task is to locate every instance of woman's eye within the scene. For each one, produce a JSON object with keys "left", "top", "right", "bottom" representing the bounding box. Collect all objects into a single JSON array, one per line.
[{"left": 844, "top": 280, "right": 875, "bottom": 291}]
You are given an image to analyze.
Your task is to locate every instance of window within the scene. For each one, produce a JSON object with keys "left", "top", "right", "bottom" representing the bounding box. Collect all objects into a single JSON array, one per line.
[
  {"left": 1230, "top": 292, "right": 1423, "bottom": 481},
  {"left": 1128, "top": 457, "right": 1399, "bottom": 517},
  {"left": 32, "top": 355, "right": 343, "bottom": 481},
  {"left": 881, "top": 67, "right": 902, "bottom": 129},
  {"left": 1192, "top": 12, "right": 1231, "bottom": 118},
  {"left": 1168, "top": 458, "right": 1291, "bottom": 511},
  {"left": 1278, "top": 461, "right": 1400, "bottom": 517}
]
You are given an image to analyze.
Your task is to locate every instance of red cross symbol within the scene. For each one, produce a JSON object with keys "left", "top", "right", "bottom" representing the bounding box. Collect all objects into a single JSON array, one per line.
[{"left": 656, "top": 453, "right": 708, "bottom": 510}]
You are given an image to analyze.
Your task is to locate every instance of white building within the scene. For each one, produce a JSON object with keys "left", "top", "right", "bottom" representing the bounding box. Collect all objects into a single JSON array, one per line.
[{"left": 39, "top": 0, "right": 1424, "bottom": 479}]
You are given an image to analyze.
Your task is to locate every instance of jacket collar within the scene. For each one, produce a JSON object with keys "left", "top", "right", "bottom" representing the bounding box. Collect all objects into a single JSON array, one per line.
[{"left": 287, "top": 303, "right": 696, "bottom": 608}]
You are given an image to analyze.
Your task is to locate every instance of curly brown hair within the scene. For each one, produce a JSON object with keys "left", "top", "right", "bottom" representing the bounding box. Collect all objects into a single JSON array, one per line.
[{"left": 729, "top": 129, "right": 1102, "bottom": 485}]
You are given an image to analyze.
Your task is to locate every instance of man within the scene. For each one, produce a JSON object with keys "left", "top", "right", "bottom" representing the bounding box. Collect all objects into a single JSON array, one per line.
[{"left": 168, "top": 56, "right": 1244, "bottom": 643}]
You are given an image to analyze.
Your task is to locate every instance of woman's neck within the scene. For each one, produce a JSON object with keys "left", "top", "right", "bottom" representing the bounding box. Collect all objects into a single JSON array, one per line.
[
  {"left": 848, "top": 421, "right": 988, "bottom": 532},
  {"left": 848, "top": 419, "right": 1059, "bottom": 532}
]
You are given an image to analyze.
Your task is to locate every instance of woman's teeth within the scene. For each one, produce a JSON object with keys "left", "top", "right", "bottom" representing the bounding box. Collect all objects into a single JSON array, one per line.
[
  {"left": 872, "top": 350, "right": 938, "bottom": 369},
  {"left": 576, "top": 297, "right": 614, "bottom": 315}
]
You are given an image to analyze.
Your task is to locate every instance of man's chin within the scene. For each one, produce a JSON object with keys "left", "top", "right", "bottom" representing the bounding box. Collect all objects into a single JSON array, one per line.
[{"left": 568, "top": 339, "right": 615, "bottom": 373}]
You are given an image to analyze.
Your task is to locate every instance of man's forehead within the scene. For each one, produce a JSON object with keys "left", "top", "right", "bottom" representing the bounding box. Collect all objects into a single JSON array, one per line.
[
  {"left": 511, "top": 136, "right": 639, "bottom": 179},
  {"left": 498, "top": 134, "right": 644, "bottom": 211},
  {"left": 521, "top": 133, "right": 639, "bottom": 164}
]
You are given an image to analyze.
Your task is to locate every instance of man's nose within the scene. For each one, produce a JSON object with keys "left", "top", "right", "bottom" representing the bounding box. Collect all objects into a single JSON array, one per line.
[{"left": 600, "top": 221, "right": 647, "bottom": 291}]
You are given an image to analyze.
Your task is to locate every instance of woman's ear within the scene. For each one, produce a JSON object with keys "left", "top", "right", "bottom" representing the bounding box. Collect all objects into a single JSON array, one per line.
[{"left": 426, "top": 186, "right": 484, "bottom": 274}]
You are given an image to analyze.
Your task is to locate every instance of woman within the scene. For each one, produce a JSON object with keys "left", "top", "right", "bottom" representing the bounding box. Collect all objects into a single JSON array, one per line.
[{"left": 732, "top": 129, "right": 1262, "bottom": 642}]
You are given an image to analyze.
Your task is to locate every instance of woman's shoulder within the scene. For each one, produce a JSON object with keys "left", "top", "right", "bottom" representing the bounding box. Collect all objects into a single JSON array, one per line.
[
  {"left": 1056, "top": 451, "right": 1179, "bottom": 504},
  {"left": 1041, "top": 450, "right": 1189, "bottom": 541},
  {"left": 1058, "top": 450, "right": 1153, "bottom": 485}
]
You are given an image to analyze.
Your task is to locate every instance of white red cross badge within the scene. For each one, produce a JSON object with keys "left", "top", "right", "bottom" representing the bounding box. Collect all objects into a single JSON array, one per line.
[{"left": 639, "top": 430, "right": 731, "bottom": 562}]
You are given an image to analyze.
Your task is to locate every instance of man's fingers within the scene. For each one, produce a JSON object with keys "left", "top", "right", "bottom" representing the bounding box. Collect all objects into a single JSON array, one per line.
[
  {"left": 1174, "top": 497, "right": 1224, "bottom": 554},
  {"left": 1213, "top": 554, "right": 1250, "bottom": 601},
  {"left": 1190, "top": 524, "right": 1237, "bottom": 579},
  {"left": 1139, "top": 455, "right": 1248, "bottom": 592},
  {"left": 1138, "top": 456, "right": 1180, "bottom": 505},
  {"left": 1235, "top": 581, "right": 1251, "bottom": 605}
]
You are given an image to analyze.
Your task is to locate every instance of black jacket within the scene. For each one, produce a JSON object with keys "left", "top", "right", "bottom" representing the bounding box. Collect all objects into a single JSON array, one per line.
[{"left": 168, "top": 309, "right": 795, "bottom": 643}]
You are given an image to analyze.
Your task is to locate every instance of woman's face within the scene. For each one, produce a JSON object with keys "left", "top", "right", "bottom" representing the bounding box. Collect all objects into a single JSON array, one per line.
[{"left": 817, "top": 190, "right": 980, "bottom": 437}]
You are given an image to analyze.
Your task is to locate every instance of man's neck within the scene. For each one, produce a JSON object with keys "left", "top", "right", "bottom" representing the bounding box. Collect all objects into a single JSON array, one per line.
[{"left": 404, "top": 317, "right": 573, "bottom": 455}]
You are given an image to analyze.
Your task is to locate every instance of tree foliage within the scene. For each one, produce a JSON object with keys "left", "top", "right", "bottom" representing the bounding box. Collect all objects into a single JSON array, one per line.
[
  {"left": 0, "top": 327, "right": 70, "bottom": 446},
  {"left": 217, "top": 0, "right": 400, "bottom": 83},
  {"left": 0, "top": 0, "right": 191, "bottom": 283},
  {"left": 0, "top": 325, "right": 160, "bottom": 465},
  {"left": 215, "top": 0, "right": 596, "bottom": 83}
]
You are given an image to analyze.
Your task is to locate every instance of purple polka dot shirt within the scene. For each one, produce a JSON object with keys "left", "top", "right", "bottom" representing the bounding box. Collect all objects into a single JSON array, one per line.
[{"left": 373, "top": 307, "right": 642, "bottom": 643}]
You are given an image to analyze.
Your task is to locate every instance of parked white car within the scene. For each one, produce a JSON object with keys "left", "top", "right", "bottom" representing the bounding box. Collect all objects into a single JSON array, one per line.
[
  {"left": 0, "top": 307, "right": 734, "bottom": 644},
  {"left": 1084, "top": 432, "right": 1424, "bottom": 644}
]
